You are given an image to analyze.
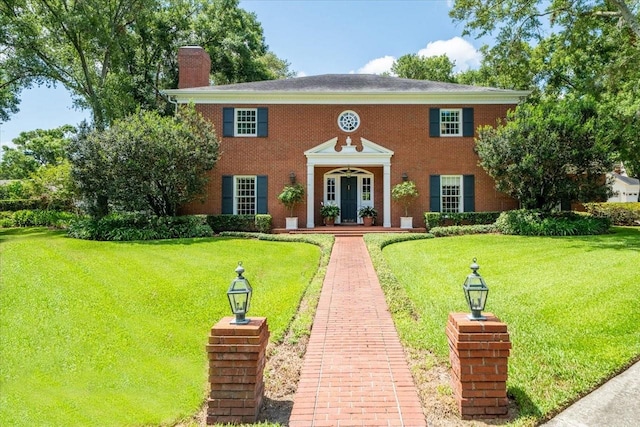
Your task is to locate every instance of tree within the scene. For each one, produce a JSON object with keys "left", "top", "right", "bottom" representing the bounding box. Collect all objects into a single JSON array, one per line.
[
  {"left": 391, "top": 54, "right": 456, "bottom": 82},
  {"left": 69, "top": 105, "right": 220, "bottom": 217},
  {"left": 1, "top": 0, "right": 293, "bottom": 127},
  {"left": 0, "top": 125, "right": 75, "bottom": 179},
  {"left": 476, "top": 97, "right": 614, "bottom": 210},
  {"left": 450, "top": 0, "right": 640, "bottom": 177}
]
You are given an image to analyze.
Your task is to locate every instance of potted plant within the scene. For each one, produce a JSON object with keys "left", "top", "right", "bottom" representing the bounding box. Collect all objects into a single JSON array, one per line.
[
  {"left": 392, "top": 180, "right": 419, "bottom": 229},
  {"left": 320, "top": 203, "right": 340, "bottom": 226},
  {"left": 358, "top": 206, "right": 378, "bottom": 226},
  {"left": 278, "top": 183, "right": 305, "bottom": 229}
]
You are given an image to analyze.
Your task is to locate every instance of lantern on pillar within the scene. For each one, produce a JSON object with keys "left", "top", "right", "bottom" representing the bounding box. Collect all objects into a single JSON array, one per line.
[
  {"left": 226, "top": 261, "right": 252, "bottom": 324},
  {"left": 462, "top": 258, "right": 489, "bottom": 321}
]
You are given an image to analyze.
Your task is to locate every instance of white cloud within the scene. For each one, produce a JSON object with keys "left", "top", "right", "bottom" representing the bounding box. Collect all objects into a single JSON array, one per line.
[
  {"left": 296, "top": 71, "right": 308, "bottom": 77},
  {"left": 417, "top": 37, "right": 481, "bottom": 72},
  {"left": 353, "top": 55, "right": 395, "bottom": 75}
]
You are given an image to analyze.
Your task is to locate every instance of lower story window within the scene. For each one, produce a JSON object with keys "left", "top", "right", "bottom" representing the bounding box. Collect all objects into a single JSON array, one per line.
[
  {"left": 235, "top": 176, "right": 256, "bottom": 214},
  {"left": 441, "top": 175, "right": 462, "bottom": 213}
]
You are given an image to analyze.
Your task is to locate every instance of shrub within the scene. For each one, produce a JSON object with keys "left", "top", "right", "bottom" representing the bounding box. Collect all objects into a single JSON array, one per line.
[
  {"left": 583, "top": 202, "right": 640, "bottom": 226},
  {"left": 0, "top": 199, "right": 43, "bottom": 211},
  {"left": 67, "top": 213, "right": 212, "bottom": 240},
  {"left": 391, "top": 181, "right": 419, "bottom": 216},
  {"left": 424, "top": 212, "right": 501, "bottom": 230},
  {"left": 430, "top": 224, "right": 498, "bottom": 237},
  {"left": 7, "top": 209, "right": 79, "bottom": 228},
  {"left": 277, "top": 183, "right": 305, "bottom": 217},
  {"left": 495, "top": 210, "right": 610, "bottom": 236},
  {"left": 206, "top": 214, "right": 268, "bottom": 233}
]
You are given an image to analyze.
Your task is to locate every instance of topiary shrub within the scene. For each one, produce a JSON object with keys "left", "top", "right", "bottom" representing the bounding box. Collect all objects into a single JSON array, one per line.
[
  {"left": 424, "top": 212, "right": 501, "bottom": 230},
  {"left": 207, "top": 214, "right": 260, "bottom": 233},
  {"left": 495, "top": 210, "right": 610, "bottom": 236},
  {"left": 254, "top": 214, "right": 272, "bottom": 233}
]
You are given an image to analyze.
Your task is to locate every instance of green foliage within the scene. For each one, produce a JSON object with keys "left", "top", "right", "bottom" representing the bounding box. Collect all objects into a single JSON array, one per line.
[
  {"left": 381, "top": 228, "right": 640, "bottom": 424},
  {"left": 254, "top": 214, "right": 272, "bottom": 233},
  {"left": 0, "top": 199, "right": 41, "bottom": 211},
  {"left": 429, "top": 224, "right": 497, "bottom": 237},
  {"left": 391, "top": 54, "right": 456, "bottom": 82},
  {"left": 277, "top": 183, "right": 305, "bottom": 217},
  {"left": 0, "top": 180, "right": 35, "bottom": 200},
  {"left": 1, "top": 209, "right": 80, "bottom": 228},
  {"left": 1, "top": 0, "right": 292, "bottom": 127},
  {"left": 69, "top": 106, "right": 220, "bottom": 217},
  {"left": 424, "top": 211, "right": 501, "bottom": 229},
  {"left": 391, "top": 180, "right": 419, "bottom": 216},
  {"left": 320, "top": 203, "right": 340, "bottom": 219},
  {"left": 584, "top": 202, "right": 640, "bottom": 226},
  {"left": 206, "top": 214, "right": 267, "bottom": 233},
  {"left": 477, "top": 97, "right": 614, "bottom": 210},
  {"left": 0, "top": 228, "right": 319, "bottom": 426},
  {"left": 357, "top": 205, "right": 378, "bottom": 218},
  {"left": 495, "top": 209, "right": 611, "bottom": 236},
  {"left": 67, "top": 213, "right": 212, "bottom": 241},
  {"left": 30, "top": 161, "right": 77, "bottom": 211}
]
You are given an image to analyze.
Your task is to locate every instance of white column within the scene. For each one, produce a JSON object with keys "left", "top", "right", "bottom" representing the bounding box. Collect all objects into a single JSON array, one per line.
[
  {"left": 306, "top": 163, "right": 315, "bottom": 228},
  {"left": 383, "top": 163, "right": 391, "bottom": 227}
]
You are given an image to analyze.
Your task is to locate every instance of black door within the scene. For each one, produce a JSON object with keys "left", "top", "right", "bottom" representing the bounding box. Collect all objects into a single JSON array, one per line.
[{"left": 341, "top": 177, "right": 357, "bottom": 223}]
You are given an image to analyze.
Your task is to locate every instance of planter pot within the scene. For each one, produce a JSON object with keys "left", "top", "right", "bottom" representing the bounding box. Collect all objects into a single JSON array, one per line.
[
  {"left": 363, "top": 216, "right": 374, "bottom": 226},
  {"left": 400, "top": 216, "right": 413, "bottom": 229},
  {"left": 324, "top": 217, "right": 335, "bottom": 226},
  {"left": 285, "top": 217, "right": 298, "bottom": 230}
]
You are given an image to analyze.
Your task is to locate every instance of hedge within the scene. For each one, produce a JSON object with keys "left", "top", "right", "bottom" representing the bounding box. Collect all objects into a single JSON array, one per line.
[
  {"left": 206, "top": 214, "right": 272, "bottom": 234},
  {"left": 0, "top": 199, "right": 44, "bottom": 211},
  {"left": 495, "top": 210, "right": 611, "bottom": 236},
  {"left": 583, "top": 202, "right": 640, "bottom": 226},
  {"left": 424, "top": 211, "right": 501, "bottom": 230}
]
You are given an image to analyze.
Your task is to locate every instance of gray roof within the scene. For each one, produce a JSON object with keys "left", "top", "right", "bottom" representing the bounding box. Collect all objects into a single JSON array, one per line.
[
  {"left": 612, "top": 172, "right": 640, "bottom": 186},
  {"left": 183, "top": 74, "right": 521, "bottom": 94}
]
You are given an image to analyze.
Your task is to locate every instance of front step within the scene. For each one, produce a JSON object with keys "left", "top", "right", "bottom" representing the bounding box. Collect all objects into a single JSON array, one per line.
[{"left": 273, "top": 226, "right": 427, "bottom": 236}]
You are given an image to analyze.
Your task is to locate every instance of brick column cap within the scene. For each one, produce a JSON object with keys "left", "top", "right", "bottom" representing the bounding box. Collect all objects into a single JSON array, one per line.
[
  {"left": 212, "top": 317, "right": 268, "bottom": 336},
  {"left": 448, "top": 312, "right": 507, "bottom": 333}
]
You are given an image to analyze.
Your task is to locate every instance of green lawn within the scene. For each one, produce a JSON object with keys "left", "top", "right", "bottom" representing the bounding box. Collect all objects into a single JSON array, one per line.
[
  {"left": 0, "top": 228, "right": 321, "bottom": 427},
  {"left": 376, "top": 227, "right": 640, "bottom": 425}
]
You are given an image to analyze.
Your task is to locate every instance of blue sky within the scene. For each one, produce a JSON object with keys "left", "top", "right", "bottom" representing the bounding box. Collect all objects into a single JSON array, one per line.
[{"left": 0, "top": 0, "right": 485, "bottom": 147}]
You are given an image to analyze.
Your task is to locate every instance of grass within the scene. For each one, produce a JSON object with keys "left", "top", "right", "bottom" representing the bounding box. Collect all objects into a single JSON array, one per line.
[
  {"left": 371, "top": 227, "right": 640, "bottom": 426},
  {"left": 0, "top": 228, "right": 322, "bottom": 427}
]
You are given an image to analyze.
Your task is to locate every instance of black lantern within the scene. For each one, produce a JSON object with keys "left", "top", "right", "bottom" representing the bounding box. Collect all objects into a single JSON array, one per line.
[
  {"left": 227, "top": 261, "right": 252, "bottom": 325},
  {"left": 289, "top": 171, "right": 296, "bottom": 184},
  {"left": 462, "top": 258, "right": 489, "bottom": 321}
]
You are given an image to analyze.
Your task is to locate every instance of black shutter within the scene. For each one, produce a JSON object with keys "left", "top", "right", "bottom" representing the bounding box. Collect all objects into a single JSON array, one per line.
[
  {"left": 257, "top": 175, "right": 268, "bottom": 214},
  {"left": 222, "top": 175, "right": 234, "bottom": 214},
  {"left": 463, "top": 175, "right": 475, "bottom": 212},
  {"left": 257, "top": 108, "right": 268, "bottom": 137},
  {"left": 429, "top": 108, "right": 440, "bottom": 137},
  {"left": 223, "top": 108, "right": 234, "bottom": 137},
  {"left": 430, "top": 175, "right": 441, "bottom": 212},
  {"left": 463, "top": 108, "right": 474, "bottom": 137}
]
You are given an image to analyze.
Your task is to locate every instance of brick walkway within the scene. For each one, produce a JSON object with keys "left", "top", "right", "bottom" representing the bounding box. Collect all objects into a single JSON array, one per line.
[{"left": 289, "top": 236, "right": 426, "bottom": 427}]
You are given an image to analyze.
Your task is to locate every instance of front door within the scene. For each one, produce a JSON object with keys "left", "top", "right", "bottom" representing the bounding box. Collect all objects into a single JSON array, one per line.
[{"left": 341, "top": 177, "right": 357, "bottom": 223}]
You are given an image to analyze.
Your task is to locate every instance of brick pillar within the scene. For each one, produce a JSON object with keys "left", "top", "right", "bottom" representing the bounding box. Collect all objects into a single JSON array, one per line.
[
  {"left": 446, "top": 312, "right": 511, "bottom": 419},
  {"left": 206, "top": 317, "right": 269, "bottom": 425},
  {"left": 177, "top": 46, "right": 211, "bottom": 89}
]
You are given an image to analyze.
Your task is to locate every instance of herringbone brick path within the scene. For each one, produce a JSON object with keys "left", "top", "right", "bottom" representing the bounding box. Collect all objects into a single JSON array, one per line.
[{"left": 289, "top": 236, "right": 426, "bottom": 427}]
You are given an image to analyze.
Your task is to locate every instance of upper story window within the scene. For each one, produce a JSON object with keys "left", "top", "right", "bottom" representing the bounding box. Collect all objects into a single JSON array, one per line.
[
  {"left": 223, "top": 107, "right": 268, "bottom": 137},
  {"left": 235, "top": 108, "right": 257, "bottom": 136},
  {"left": 440, "top": 109, "right": 462, "bottom": 136},
  {"left": 429, "top": 107, "right": 474, "bottom": 138},
  {"left": 338, "top": 110, "right": 360, "bottom": 132}
]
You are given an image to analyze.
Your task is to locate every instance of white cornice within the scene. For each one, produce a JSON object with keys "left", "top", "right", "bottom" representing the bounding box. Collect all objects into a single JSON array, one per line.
[{"left": 162, "top": 89, "right": 530, "bottom": 105}]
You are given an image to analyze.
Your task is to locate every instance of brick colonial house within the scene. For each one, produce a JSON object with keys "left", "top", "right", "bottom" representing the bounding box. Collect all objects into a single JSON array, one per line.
[{"left": 164, "top": 46, "right": 528, "bottom": 229}]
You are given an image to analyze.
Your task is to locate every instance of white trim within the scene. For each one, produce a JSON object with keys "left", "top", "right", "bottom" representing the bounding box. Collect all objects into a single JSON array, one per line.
[
  {"left": 234, "top": 108, "right": 257, "bottom": 137},
  {"left": 233, "top": 175, "right": 257, "bottom": 215},
  {"left": 337, "top": 110, "right": 360, "bottom": 132},
  {"left": 304, "top": 137, "right": 394, "bottom": 228},
  {"left": 163, "top": 90, "right": 530, "bottom": 105},
  {"left": 440, "top": 108, "right": 463, "bottom": 137},
  {"left": 440, "top": 175, "right": 464, "bottom": 213}
]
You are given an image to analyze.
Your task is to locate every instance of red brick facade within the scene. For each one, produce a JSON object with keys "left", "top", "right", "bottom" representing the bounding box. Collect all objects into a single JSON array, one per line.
[{"left": 170, "top": 47, "right": 521, "bottom": 228}]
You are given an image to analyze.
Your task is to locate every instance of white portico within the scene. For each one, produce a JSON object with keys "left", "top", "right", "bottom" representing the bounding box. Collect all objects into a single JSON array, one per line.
[{"left": 304, "top": 136, "right": 394, "bottom": 228}]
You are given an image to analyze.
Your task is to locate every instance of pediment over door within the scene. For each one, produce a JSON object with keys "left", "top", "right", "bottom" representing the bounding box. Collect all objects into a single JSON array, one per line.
[{"left": 304, "top": 137, "right": 394, "bottom": 166}]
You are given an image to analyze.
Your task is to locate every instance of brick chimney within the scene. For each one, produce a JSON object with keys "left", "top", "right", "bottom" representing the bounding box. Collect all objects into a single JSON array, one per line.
[{"left": 178, "top": 46, "right": 211, "bottom": 89}]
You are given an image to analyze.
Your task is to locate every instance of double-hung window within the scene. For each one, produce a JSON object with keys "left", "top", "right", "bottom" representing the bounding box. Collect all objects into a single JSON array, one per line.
[
  {"left": 440, "top": 109, "right": 462, "bottom": 136},
  {"left": 235, "top": 109, "right": 257, "bottom": 136},
  {"left": 235, "top": 176, "right": 256, "bottom": 214},
  {"left": 222, "top": 175, "right": 268, "bottom": 214},
  {"left": 441, "top": 175, "right": 462, "bottom": 213}
]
